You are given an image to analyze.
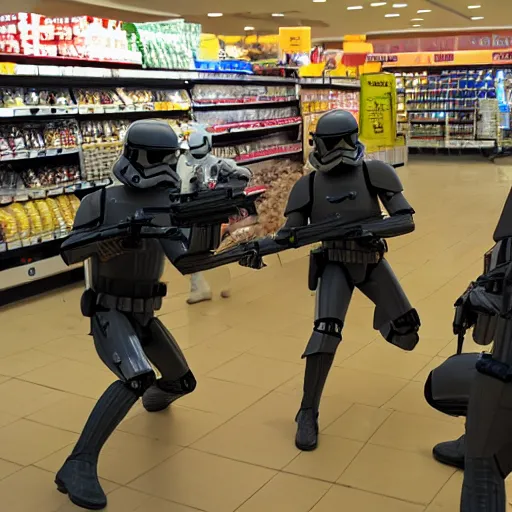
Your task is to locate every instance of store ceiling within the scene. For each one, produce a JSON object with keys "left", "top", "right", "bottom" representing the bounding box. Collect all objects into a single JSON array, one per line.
[{"left": 12, "top": 0, "right": 512, "bottom": 38}]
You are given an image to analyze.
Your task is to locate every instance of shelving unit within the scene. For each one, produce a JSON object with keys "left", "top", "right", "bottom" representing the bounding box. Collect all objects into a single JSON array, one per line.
[{"left": 395, "top": 68, "right": 499, "bottom": 152}]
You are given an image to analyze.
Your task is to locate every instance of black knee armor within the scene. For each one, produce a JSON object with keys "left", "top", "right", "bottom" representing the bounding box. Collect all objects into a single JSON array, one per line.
[
  {"left": 159, "top": 370, "right": 197, "bottom": 395},
  {"left": 314, "top": 318, "right": 343, "bottom": 338},
  {"left": 386, "top": 308, "right": 420, "bottom": 351},
  {"left": 127, "top": 373, "right": 156, "bottom": 397}
]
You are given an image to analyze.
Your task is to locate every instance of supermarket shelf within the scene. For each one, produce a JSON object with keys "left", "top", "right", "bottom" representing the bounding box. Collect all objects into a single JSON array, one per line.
[
  {"left": 0, "top": 147, "right": 80, "bottom": 163},
  {"left": 299, "top": 78, "right": 361, "bottom": 90},
  {"left": 409, "top": 139, "right": 496, "bottom": 149},
  {"left": 0, "top": 254, "right": 80, "bottom": 291},
  {"left": 234, "top": 145, "right": 303, "bottom": 164},
  {"left": 192, "top": 99, "right": 299, "bottom": 109},
  {"left": 208, "top": 117, "right": 302, "bottom": 135},
  {"left": 0, "top": 178, "right": 111, "bottom": 205},
  {"left": 407, "top": 108, "right": 475, "bottom": 112}
]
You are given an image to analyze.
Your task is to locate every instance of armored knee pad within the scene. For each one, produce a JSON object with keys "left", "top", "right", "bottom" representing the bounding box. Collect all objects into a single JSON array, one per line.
[
  {"left": 127, "top": 372, "right": 156, "bottom": 398},
  {"left": 159, "top": 370, "right": 197, "bottom": 396},
  {"left": 385, "top": 309, "right": 420, "bottom": 351},
  {"left": 302, "top": 318, "right": 343, "bottom": 358}
]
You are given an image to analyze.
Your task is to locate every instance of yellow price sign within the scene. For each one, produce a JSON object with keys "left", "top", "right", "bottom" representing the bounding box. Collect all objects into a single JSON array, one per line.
[
  {"left": 0, "top": 62, "right": 15, "bottom": 75},
  {"left": 279, "top": 27, "right": 311, "bottom": 54}
]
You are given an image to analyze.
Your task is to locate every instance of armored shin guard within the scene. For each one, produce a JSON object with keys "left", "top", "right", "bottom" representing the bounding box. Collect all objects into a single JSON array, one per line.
[
  {"left": 296, "top": 351, "right": 335, "bottom": 451},
  {"left": 55, "top": 381, "right": 139, "bottom": 510},
  {"left": 382, "top": 309, "right": 420, "bottom": 351}
]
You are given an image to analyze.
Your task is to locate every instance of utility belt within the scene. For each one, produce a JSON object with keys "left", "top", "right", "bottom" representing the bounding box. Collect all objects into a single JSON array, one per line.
[
  {"left": 80, "top": 283, "right": 167, "bottom": 317},
  {"left": 308, "top": 240, "right": 386, "bottom": 291}
]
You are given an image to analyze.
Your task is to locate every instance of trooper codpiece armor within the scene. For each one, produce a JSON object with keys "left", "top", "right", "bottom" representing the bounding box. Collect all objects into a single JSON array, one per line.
[
  {"left": 56, "top": 120, "right": 253, "bottom": 510},
  {"left": 426, "top": 187, "right": 512, "bottom": 511},
  {"left": 276, "top": 109, "right": 420, "bottom": 451}
]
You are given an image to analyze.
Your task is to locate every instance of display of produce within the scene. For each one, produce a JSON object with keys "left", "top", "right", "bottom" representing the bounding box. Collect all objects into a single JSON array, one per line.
[
  {"left": 249, "top": 158, "right": 305, "bottom": 235},
  {"left": 0, "top": 193, "right": 79, "bottom": 250},
  {"left": 192, "top": 84, "right": 298, "bottom": 105}
]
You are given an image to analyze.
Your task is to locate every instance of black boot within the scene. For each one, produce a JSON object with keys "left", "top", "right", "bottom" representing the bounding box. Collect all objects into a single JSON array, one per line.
[
  {"left": 55, "top": 381, "right": 139, "bottom": 510},
  {"left": 295, "top": 353, "right": 334, "bottom": 451},
  {"left": 142, "top": 371, "right": 196, "bottom": 413},
  {"left": 432, "top": 434, "right": 465, "bottom": 470}
]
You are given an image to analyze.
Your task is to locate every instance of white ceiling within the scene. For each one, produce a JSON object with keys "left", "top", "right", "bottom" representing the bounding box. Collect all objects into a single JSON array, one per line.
[{"left": 10, "top": 0, "right": 512, "bottom": 38}]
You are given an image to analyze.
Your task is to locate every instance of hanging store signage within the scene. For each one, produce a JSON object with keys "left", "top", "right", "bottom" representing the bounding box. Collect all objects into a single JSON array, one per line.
[
  {"left": 373, "top": 50, "right": 512, "bottom": 68},
  {"left": 279, "top": 27, "right": 311, "bottom": 54},
  {"left": 359, "top": 73, "right": 397, "bottom": 150}
]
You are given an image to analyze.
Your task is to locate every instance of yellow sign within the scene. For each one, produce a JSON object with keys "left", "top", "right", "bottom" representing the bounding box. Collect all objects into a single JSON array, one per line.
[
  {"left": 359, "top": 73, "right": 397, "bottom": 150},
  {"left": 0, "top": 63, "right": 15, "bottom": 75},
  {"left": 279, "top": 27, "right": 311, "bottom": 54}
]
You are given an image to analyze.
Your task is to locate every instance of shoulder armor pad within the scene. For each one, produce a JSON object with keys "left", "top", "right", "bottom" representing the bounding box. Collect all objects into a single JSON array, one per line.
[
  {"left": 365, "top": 160, "right": 403, "bottom": 193},
  {"left": 284, "top": 172, "right": 315, "bottom": 217},
  {"left": 73, "top": 189, "right": 104, "bottom": 230}
]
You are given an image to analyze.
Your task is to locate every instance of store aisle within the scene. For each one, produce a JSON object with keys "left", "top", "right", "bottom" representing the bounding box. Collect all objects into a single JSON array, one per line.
[{"left": 0, "top": 158, "right": 511, "bottom": 512}]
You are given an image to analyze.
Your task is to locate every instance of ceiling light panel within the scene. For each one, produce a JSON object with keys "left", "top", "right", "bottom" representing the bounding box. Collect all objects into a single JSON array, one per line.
[
  {"left": 207, "top": 12, "right": 223, "bottom": 17},
  {"left": 347, "top": 6, "right": 364, "bottom": 10},
  {"left": 385, "top": 13, "right": 400, "bottom": 17},
  {"left": 272, "top": 13, "right": 284, "bottom": 16},
  {"left": 392, "top": 3, "right": 408, "bottom": 7},
  {"left": 467, "top": 5, "right": 481, "bottom": 8},
  {"left": 417, "top": 9, "right": 432, "bottom": 13},
  {"left": 370, "top": 2, "right": 387, "bottom": 5},
  {"left": 471, "top": 16, "right": 484, "bottom": 19}
]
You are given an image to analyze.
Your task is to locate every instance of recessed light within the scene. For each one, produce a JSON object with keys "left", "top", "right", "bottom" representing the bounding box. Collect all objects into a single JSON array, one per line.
[
  {"left": 207, "top": 12, "right": 223, "bottom": 17},
  {"left": 417, "top": 9, "right": 431, "bottom": 12},
  {"left": 411, "top": 17, "right": 423, "bottom": 20},
  {"left": 244, "top": 26, "right": 255, "bottom": 30},
  {"left": 370, "top": 2, "right": 387, "bottom": 5},
  {"left": 347, "top": 5, "right": 364, "bottom": 9},
  {"left": 412, "top": 24, "right": 421, "bottom": 27},
  {"left": 392, "top": 3, "right": 408, "bottom": 7},
  {"left": 272, "top": 13, "right": 285, "bottom": 16},
  {"left": 385, "top": 13, "right": 400, "bottom": 17},
  {"left": 468, "top": 4, "right": 481, "bottom": 8},
  {"left": 471, "top": 16, "right": 484, "bottom": 19}
]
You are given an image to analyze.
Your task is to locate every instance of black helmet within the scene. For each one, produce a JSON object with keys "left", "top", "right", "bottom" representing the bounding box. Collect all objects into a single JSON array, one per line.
[
  {"left": 113, "top": 120, "right": 181, "bottom": 189},
  {"left": 309, "top": 109, "right": 365, "bottom": 172}
]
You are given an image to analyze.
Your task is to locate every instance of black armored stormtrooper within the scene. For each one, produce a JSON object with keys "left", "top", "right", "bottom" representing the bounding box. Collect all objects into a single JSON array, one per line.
[
  {"left": 55, "top": 120, "right": 255, "bottom": 510},
  {"left": 274, "top": 110, "right": 421, "bottom": 451},
  {"left": 425, "top": 188, "right": 512, "bottom": 511}
]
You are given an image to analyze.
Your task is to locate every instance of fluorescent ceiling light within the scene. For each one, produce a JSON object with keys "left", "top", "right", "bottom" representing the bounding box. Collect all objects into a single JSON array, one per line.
[
  {"left": 244, "top": 26, "right": 255, "bottom": 30},
  {"left": 370, "top": 2, "right": 387, "bottom": 5},
  {"left": 313, "top": 0, "right": 327, "bottom": 2},
  {"left": 207, "top": 12, "right": 223, "bottom": 17},
  {"left": 417, "top": 9, "right": 431, "bottom": 12},
  {"left": 272, "top": 13, "right": 285, "bottom": 16},
  {"left": 412, "top": 24, "right": 421, "bottom": 27},
  {"left": 468, "top": 4, "right": 481, "bottom": 8},
  {"left": 411, "top": 17, "right": 423, "bottom": 20},
  {"left": 385, "top": 13, "right": 400, "bottom": 17},
  {"left": 347, "top": 6, "right": 364, "bottom": 9},
  {"left": 471, "top": 16, "right": 484, "bottom": 19},
  {"left": 392, "top": 3, "right": 408, "bottom": 7}
]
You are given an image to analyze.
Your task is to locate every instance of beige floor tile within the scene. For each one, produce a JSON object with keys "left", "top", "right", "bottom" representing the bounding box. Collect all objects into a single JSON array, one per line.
[
  {"left": 236, "top": 472, "right": 331, "bottom": 512},
  {"left": 0, "top": 349, "right": 60, "bottom": 377},
  {"left": 0, "top": 410, "right": 20, "bottom": 428},
  {"left": 182, "top": 345, "right": 241, "bottom": 375},
  {"left": 284, "top": 435, "right": 363, "bottom": 482},
  {"left": 67, "top": 486, "right": 198, "bottom": 512},
  {"left": 247, "top": 334, "right": 308, "bottom": 363},
  {"left": 311, "top": 484, "right": 425, "bottom": 512},
  {"left": 280, "top": 367, "right": 408, "bottom": 408},
  {"left": 26, "top": 394, "right": 97, "bottom": 433},
  {"left": 0, "top": 419, "right": 76, "bottom": 465},
  {"left": 425, "top": 472, "right": 462, "bottom": 512},
  {"left": 0, "top": 466, "right": 69, "bottom": 512},
  {"left": 129, "top": 448, "right": 276, "bottom": 512},
  {"left": 332, "top": 339, "right": 372, "bottom": 366},
  {"left": 0, "top": 379, "right": 67, "bottom": 417},
  {"left": 36, "top": 430, "right": 181, "bottom": 485},
  {"left": 19, "top": 359, "right": 114, "bottom": 400},
  {"left": 413, "top": 337, "right": 454, "bottom": 357},
  {"left": 413, "top": 356, "right": 447, "bottom": 383},
  {"left": 119, "top": 405, "right": 227, "bottom": 447},
  {"left": 385, "top": 381, "right": 459, "bottom": 422},
  {"left": 0, "top": 458, "right": 22, "bottom": 480},
  {"left": 342, "top": 343, "right": 432, "bottom": 380},
  {"left": 178, "top": 376, "right": 269, "bottom": 418},
  {"left": 205, "top": 326, "right": 271, "bottom": 353},
  {"left": 192, "top": 413, "right": 299, "bottom": 469},
  {"left": 160, "top": 316, "right": 231, "bottom": 349},
  {"left": 207, "top": 353, "right": 303, "bottom": 391},
  {"left": 323, "top": 404, "right": 392, "bottom": 442},
  {"left": 369, "top": 411, "right": 464, "bottom": 456},
  {"left": 339, "top": 444, "right": 455, "bottom": 505}
]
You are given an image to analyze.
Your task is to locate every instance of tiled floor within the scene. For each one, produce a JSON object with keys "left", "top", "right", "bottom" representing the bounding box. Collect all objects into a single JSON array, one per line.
[{"left": 1, "top": 156, "right": 512, "bottom": 511}]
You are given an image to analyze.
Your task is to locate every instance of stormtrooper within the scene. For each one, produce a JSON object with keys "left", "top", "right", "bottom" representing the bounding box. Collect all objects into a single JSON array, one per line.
[
  {"left": 177, "top": 127, "right": 251, "bottom": 304},
  {"left": 55, "top": 119, "right": 257, "bottom": 510},
  {"left": 425, "top": 188, "right": 512, "bottom": 511},
  {"left": 270, "top": 109, "right": 421, "bottom": 451}
]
